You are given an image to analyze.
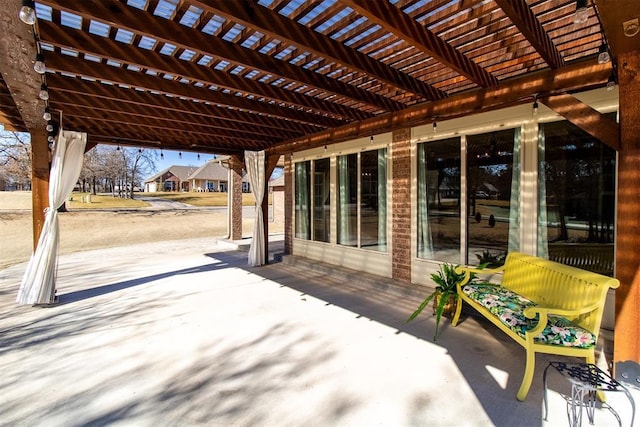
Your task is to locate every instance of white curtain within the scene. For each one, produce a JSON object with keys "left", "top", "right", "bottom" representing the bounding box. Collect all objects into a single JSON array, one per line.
[
  {"left": 294, "top": 162, "right": 309, "bottom": 239},
  {"left": 508, "top": 128, "right": 522, "bottom": 252},
  {"left": 377, "top": 149, "right": 387, "bottom": 250},
  {"left": 245, "top": 150, "right": 266, "bottom": 266},
  {"left": 337, "top": 155, "right": 350, "bottom": 245},
  {"left": 417, "top": 145, "right": 433, "bottom": 258},
  {"left": 17, "top": 130, "right": 87, "bottom": 305},
  {"left": 537, "top": 127, "right": 549, "bottom": 258}
]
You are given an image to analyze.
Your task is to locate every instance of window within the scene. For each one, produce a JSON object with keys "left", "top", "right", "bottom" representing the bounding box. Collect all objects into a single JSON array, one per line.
[
  {"left": 295, "top": 161, "right": 310, "bottom": 239},
  {"left": 417, "top": 138, "right": 461, "bottom": 263},
  {"left": 466, "top": 128, "right": 518, "bottom": 264},
  {"left": 313, "top": 158, "right": 330, "bottom": 242},
  {"left": 538, "top": 119, "right": 615, "bottom": 276},
  {"left": 337, "top": 149, "right": 387, "bottom": 251}
]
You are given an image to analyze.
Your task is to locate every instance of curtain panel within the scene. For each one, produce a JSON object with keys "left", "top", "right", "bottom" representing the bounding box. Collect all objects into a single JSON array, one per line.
[
  {"left": 245, "top": 150, "right": 266, "bottom": 266},
  {"left": 17, "top": 130, "right": 87, "bottom": 305}
]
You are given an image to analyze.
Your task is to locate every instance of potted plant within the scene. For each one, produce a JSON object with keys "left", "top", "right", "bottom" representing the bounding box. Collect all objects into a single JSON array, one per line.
[{"left": 407, "top": 263, "right": 480, "bottom": 341}]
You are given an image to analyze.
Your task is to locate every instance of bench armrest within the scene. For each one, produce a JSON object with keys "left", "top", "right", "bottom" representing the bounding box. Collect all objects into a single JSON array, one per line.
[
  {"left": 454, "top": 264, "right": 505, "bottom": 289},
  {"left": 522, "top": 301, "right": 602, "bottom": 338},
  {"left": 523, "top": 300, "right": 602, "bottom": 319}
]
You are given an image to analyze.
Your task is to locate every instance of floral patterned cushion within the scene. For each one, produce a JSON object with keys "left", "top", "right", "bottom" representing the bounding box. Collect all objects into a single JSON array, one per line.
[{"left": 462, "top": 283, "right": 595, "bottom": 348}]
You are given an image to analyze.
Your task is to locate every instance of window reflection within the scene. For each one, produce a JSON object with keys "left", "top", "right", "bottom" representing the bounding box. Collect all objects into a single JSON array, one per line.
[
  {"left": 539, "top": 119, "right": 615, "bottom": 276},
  {"left": 466, "top": 129, "right": 516, "bottom": 265},
  {"left": 313, "top": 158, "right": 330, "bottom": 243},
  {"left": 417, "top": 138, "right": 461, "bottom": 263}
]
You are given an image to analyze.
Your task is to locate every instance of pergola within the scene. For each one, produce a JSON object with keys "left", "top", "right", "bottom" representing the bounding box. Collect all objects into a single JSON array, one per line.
[{"left": 1, "top": 0, "right": 639, "bottom": 378}]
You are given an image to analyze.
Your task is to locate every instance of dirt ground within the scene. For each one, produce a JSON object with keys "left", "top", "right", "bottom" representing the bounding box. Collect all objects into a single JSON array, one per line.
[{"left": 0, "top": 192, "right": 280, "bottom": 270}]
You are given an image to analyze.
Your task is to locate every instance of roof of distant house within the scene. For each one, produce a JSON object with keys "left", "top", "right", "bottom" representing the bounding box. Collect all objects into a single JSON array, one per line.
[{"left": 145, "top": 165, "right": 198, "bottom": 183}]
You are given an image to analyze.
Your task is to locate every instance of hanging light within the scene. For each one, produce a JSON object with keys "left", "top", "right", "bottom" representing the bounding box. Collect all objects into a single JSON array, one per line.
[
  {"left": 47, "top": 134, "right": 55, "bottom": 143},
  {"left": 178, "top": 152, "right": 182, "bottom": 159},
  {"left": 46, "top": 122, "right": 54, "bottom": 132},
  {"left": 533, "top": 96, "right": 539, "bottom": 116},
  {"left": 597, "top": 43, "right": 610, "bottom": 64},
  {"left": 160, "top": 148, "right": 164, "bottom": 159},
  {"left": 38, "top": 83, "right": 49, "bottom": 100},
  {"left": 573, "top": 0, "right": 589, "bottom": 25},
  {"left": 197, "top": 153, "right": 200, "bottom": 160},
  {"left": 116, "top": 145, "right": 120, "bottom": 151},
  {"left": 433, "top": 121, "right": 437, "bottom": 133},
  {"left": 33, "top": 53, "right": 46, "bottom": 74},
  {"left": 43, "top": 107, "right": 51, "bottom": 121},
  {"left": 19, "top": 0, "right": 36, "bottom": 25},
  {"left": 606, "top": 73, "right": 616, "bottom": 91},
  {"left": 370, "top": 134, "right": 374, "bottom": 144}
]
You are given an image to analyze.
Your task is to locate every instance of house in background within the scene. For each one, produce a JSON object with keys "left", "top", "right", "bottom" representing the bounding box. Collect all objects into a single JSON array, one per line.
[
  {"left": 144, "top": 166, "right": 197, "bottom": 192},
  {"left": 144, "top": 159, "right": 252, "bottom": 193},
  {"left": 187, "top": 159, "right": 251, "bottom": 193}
]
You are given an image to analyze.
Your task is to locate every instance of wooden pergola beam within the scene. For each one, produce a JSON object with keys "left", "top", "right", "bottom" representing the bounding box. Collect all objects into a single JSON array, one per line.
[
  {"left": 193, "top": 0, "right": 446, "bottom": 101},
  {"left": 267, "top": 58, "right": 613, "bottom": 155},
  {"left": 40, "top": 0, "right": 404, "bottom": 113},
  {"left": 343, "top": 0, "right": 498, "bottom": 87},
  {"left": 494, "top": 0, "right": 564, "bottom": 69},
  {"left": 38, "top": 21, "right": 369, "bottom": 123},
  {"left": 539, "top": 94, "right": 619, "bottom": 151}
]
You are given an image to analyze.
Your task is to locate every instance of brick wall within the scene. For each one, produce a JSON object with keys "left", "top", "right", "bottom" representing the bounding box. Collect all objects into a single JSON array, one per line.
[{"left": 392, "top": 128, "right": 412, "bottom": 283}]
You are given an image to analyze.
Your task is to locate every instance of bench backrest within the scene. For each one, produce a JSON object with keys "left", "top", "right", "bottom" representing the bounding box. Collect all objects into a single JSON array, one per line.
[{"left": 501, "top": 252, "right": 620, "bottom": 335}]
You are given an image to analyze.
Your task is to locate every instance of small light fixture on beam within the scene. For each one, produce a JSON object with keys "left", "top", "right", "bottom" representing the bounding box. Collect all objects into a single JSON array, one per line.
[
  {"left": 33, "top": 53, "right": 46, "bottom": 74},
  {"left": 160, "top": 148, "right": 164, "bottom": 159},
  {"left": 38, "top": 84, "right": 49, "bottom": 100},
  {"left": 43, "top": 107, "right": 51, "bottom": 121},
  {"left": 606, "top": 73, "right": 616, "bottom": 91},
  {"left": 573, "top": 0, "right": 589, "bottom": 25},
  {"left": 178, "top": 152, "right": 182, "bottom": 159},
  {"left": 197, "top": 153, "right": 200, "bottom": 160},
  {"left": 46, "top": 122, "right": 54, "bottom": 132},
  {"left": 18, "top": 0, "right": 36, "bottom": 25},
  {"left": 597, "top": 43, "right": 610, "bottom": 64},
  {"left": 533, "top": 95, "right": 539, "bottom": 116},
  {"left": 433, "top": 121, "right": 437, "bottom": 133},
  {"left": 370, "top": 133, "right": 374, "bottom": 144}
]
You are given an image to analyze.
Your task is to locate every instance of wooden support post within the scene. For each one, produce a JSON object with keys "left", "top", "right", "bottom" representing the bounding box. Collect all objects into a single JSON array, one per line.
[
  {"left": 31, "top": 131, "right": 49, "bottom": 249},
  {"left": 614, "top": 50, "right": 640, "bottom": 379}
]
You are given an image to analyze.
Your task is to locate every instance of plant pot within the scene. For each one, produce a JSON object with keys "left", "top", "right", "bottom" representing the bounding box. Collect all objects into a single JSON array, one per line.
[{"left": 433, "top": 292, "right": 457, "bottom": 318}]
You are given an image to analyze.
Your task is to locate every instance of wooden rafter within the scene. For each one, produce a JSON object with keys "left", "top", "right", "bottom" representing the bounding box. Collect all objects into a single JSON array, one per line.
[
  {"left": 43, "top": 53, "right": 344, "bottom": 129},
  {"left": 192, "top": 0, "right": 446, "bottom": 101},
  {"left": 343, "top": 0, "right": 498, "bottom": 87},
  {"left": 39, "top": 0, "right": 404, "bottom": 113},
  {"left": 494, "top": 0, "right": 564, "bottom": 69},
  {"left": 37, "top": 21, "right": 369, "bottom": 123}
]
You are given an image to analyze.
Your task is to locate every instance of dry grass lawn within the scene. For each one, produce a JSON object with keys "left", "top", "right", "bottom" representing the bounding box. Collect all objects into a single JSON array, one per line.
[{"left": 0, "top": 191, "right": 278, "bottom": 270}]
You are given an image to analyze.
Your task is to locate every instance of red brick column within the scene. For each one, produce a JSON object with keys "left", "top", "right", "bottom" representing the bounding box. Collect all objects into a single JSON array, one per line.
[
  {"left": 284, "top": 154, "right": 293, "bottom": 255},
  {"left": 228, "top": 155, "right": 243, "bottom": 240},
  {"left": 392, "top": 128, "right": 411, "bottom": 282}
]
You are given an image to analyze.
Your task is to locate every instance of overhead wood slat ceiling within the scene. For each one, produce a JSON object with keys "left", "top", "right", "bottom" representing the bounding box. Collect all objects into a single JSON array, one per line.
[{"left": 0, "top": 0, "right": 618, "bottom": 156}]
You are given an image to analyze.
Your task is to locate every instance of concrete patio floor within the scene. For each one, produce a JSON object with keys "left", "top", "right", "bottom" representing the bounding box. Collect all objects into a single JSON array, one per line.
[{"left": 0, "top": 236, "right": 637, "bottom": 426}]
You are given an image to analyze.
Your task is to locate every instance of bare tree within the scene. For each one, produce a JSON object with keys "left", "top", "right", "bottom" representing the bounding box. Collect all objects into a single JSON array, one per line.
[{"left": 0, "top": 130, "right": 32, "bottom": 190}]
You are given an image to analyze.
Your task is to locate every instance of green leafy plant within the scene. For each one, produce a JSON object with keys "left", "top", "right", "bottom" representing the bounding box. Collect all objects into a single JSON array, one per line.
[
  {"left": 407, "top": 263, "right": 481, "bottom": 341},
  {"left": 475, "top": 250, "right": 506, "bottom": 268}
]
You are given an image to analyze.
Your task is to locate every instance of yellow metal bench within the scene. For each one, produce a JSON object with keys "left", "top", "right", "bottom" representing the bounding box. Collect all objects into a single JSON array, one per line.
[{"left": 452, "top": 251, "right": 619, "bottom": 401}]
